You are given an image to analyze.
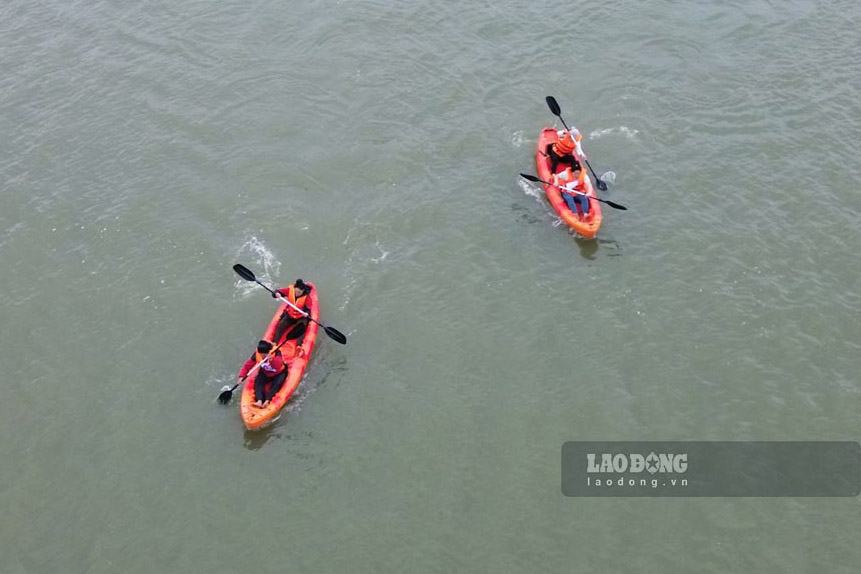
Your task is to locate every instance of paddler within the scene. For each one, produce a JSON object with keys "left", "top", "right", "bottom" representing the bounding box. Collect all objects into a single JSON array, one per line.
[
  {"left": 238, "top": 340, "right": 288, "bottom": 408},
  {"left": 547, "top": 126, "right": 586, "bottom": 174},
  {"left": 271, "top": 279, "right": 312, "bottom": 344},
  {"left": 552, "top": 166, "right": 591, "bottom": 217}
]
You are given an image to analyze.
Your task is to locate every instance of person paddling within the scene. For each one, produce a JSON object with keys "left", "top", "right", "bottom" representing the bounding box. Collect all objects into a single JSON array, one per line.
[
  {"left": 547, "top": 127, "right": 586, "bottom": 173},
  {"left": 552, "top": 166, "right": 591, "bottom": 217},
  {"left": 238, "top": 340, "right": 288, "bottom": 408},
  {"left": 271, "top": 279, "right": 311, "bottom": 344}
]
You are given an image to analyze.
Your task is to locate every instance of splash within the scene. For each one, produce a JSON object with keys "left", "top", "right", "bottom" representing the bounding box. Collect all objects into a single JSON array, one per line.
[
  {"left": 235, "top": 236, "right": 280, "bottom": 296},
  {"left": 590, "top": 128, "right": 614, "bottom": 138},
  {"left": 340, "top": 221, "right": 391, "bottom": 312},
  {"left": 589, "top": 126, "right": 639, "bottom": 140},
  {"left": 371, "top": 240, "right": 389, "bottom": 263},
  {"left": 518, "top": 179, "right": 543, "bottom": 201},
  {"left": 601, "top": 171, "right": 617, "bottom": 184}
]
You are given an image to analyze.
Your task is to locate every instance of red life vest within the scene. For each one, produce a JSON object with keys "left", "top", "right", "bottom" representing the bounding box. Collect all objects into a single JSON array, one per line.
[
  {"left": 254, "top": 349, "right": 284, "bottom": 375},
  {"left": 285, "top": 285, "right": 308, "bottom": 319}
]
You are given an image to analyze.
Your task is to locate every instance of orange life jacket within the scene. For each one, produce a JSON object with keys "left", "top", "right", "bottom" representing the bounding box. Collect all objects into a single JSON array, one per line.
[
  {"left": 285, "top": 285, "right": 308, "bottom": 319},
  {"left": 551, "top": 130, "right": 581, "bottom": 156},
  {"left": 552, "top": 167, "right": 586, "bottom": 192},
  {"left": 254, "top": 349, "right": 284, "bottom": 374}
]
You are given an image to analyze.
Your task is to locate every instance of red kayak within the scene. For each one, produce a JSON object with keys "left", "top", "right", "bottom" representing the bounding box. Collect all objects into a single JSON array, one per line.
[
  {"left": 239, "top": 283, "right": 320, "bottom": 430},
  {"left": 536, "top": 127, "right": 602, "bottom": 238}
]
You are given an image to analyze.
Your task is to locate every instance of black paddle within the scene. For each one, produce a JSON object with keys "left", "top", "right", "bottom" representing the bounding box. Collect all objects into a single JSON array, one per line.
[
  {"left": 233, "top": 264, "right": 348, "bottom": 345},
  {"left": 520, "top": 173, "right": 627, "bottom": 210},
  {"left": 545, "top": 95, "right": 608, "bottom": 192},
  {"left": 217, "top": 338, "right": 292, "bottom": 404}
]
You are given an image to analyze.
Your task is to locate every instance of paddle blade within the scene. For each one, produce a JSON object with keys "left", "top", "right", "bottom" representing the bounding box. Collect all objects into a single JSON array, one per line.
[
  {"left": 233, "top": 264, "right": 256, "bottom": 282},
  {"left": 546, "top": 96, "right": 561, "bottom": 116},
  {"left": 520, "top": 173, "right": 541, "bottom": 183},
  {"left": 605, "top": 200, "right": 627, "bottom": 211},
  {"left": 596, "top": 179, "right": 608, "bottom": 192},
  {"left": 217, "top": 389, "right": 233, "bottom": 404},
  {"left": 324, "top": 326, "right": 347, "bottom": 345}
]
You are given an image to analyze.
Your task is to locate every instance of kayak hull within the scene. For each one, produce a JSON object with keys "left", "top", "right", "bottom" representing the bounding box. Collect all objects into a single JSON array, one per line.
[
  {"left": 239, "top": 282, "right": 320, "bottom": 430},
  {"left": 535, "top": 127, "right": 602, "bottom": 238}
]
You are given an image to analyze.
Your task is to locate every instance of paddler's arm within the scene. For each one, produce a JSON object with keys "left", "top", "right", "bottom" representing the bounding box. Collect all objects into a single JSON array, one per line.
[{"left": 237, "top": 355, "right": 256, "bottom": 382}]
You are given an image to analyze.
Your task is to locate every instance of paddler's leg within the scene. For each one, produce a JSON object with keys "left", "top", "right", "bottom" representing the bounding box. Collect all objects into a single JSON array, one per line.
[
  {"left": 282, "top": 318, "right": 308, "bottom": 344},
  {"left": 253, "top": 372, "right": 268, "bottom": 407},
  {"left": 563, "top": 192, "right": 579, "bottom": 213},
  {"left": 263, "top": 370, "right": 288, "bottom": 404},
  {"left": 273, "top": 313, "right": 297, "bottom": 343}
]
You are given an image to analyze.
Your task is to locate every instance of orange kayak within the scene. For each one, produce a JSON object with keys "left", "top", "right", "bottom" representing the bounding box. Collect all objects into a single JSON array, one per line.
[
  {"left": 536, "top": 127, "right": 602, "bottom": 238},
  {"left": 239, "top": 282, "right": 320, "bottom": 430}
]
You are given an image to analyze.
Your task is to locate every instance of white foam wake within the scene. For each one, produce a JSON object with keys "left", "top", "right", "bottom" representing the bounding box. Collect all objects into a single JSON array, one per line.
[{"left": 589, "top": 126, "right": 639, "bottom": 140}]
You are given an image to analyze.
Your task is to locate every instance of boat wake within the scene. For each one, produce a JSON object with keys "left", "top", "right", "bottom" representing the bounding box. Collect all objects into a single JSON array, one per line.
[
  {"left": 589, "top": 126, "right": 639, "bottom": 140},
  {"left": 340, "top": 221, "right": 391, "bottom": 312},
  {"left": 518, "top": 179, "right": 563, "bottom": 227}
]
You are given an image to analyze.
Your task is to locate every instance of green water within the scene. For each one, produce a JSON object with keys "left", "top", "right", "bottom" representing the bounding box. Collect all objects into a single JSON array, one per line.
[{"left": 2, "top": 1, "right": 860, "bottom": 572}]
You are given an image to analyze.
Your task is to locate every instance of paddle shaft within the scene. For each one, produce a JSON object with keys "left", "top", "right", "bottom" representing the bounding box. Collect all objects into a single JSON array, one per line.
[
  {"left": 557, "top": 184, "right": 594, "bottom": 202},
  {"left": 532, "top": 175, "right": 594, "bottom": 201},
  {"left": 520, "top": 173, "right": 626, "bottom": 210}
]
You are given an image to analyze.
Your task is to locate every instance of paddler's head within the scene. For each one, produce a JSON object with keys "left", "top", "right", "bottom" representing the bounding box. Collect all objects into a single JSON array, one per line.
[{"left": 257, "top": 340, "right": 273, "bottom": 354}]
